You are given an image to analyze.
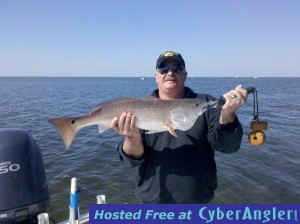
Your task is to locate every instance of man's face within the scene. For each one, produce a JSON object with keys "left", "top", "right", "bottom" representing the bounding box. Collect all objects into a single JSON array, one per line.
[{"left": 155, "top": 59, "right": 187, "bottom": 94}]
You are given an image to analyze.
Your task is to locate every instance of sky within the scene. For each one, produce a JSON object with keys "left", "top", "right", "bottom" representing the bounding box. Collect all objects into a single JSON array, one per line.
[{"left": 0, "top": 0, "right": 299, "bottom": 77}]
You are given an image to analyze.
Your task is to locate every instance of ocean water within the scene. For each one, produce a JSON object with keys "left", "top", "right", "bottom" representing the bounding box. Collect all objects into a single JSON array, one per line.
[{"left": 0, "top": 77, "right": 299, "bottom": 222}]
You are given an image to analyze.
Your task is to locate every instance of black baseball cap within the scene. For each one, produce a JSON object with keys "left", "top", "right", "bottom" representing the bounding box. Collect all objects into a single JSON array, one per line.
[{"left": 156, "top": 51, "right": 185, "bottom": 68}]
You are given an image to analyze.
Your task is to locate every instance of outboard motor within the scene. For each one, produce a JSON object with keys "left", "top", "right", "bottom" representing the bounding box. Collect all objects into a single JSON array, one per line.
[{"left": 0, "top": 128, "right": 49, "bottom": 223}]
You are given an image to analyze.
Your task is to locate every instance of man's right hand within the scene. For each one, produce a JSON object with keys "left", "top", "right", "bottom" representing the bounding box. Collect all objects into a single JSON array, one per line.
[
  {"left": 111, "top": 112, "right": 140, "bottom": 138},
  {"left": 111, "top": 112, "right": 144, "bottom": 159}
]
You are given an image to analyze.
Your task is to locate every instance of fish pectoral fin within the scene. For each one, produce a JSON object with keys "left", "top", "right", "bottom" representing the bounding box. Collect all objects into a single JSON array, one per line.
[
  {"left": 164, "top": 122, "right": 178, "bottom": 138},
  {"left": 167, "top": 126, "right": 178, "bottom": 137},
  {"left": 145, "top": 130, "right": 164, "bottom": 134},
  {"left": 144, "top": 122, "right": 177, "bottom": 137},
  {"left": 98, "top": 124, "right": 110, "bottom": 133},
  {"left": 145, "top": 127, "right": 177, "bottom": 137}
]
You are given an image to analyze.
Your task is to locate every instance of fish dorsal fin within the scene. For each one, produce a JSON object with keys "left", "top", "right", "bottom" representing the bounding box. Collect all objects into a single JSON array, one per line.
[
  {"left": 90, "top": 97, "right": 135, "bottom": 115},
  {"left": 142, "top": 96, "right": 160, "bottom": 100}
]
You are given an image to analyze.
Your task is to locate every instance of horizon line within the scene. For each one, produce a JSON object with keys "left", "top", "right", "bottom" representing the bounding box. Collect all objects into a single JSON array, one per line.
[{"left": 0, "top": 75, "right": 299, "bottom": 78}]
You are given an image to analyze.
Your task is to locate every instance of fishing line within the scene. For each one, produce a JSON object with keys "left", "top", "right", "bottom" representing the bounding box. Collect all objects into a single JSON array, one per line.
[{"left": 252, "top": 88, "right": 259, "bottom": 121}]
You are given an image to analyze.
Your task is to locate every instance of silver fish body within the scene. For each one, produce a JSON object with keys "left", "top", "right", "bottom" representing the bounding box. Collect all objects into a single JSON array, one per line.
[{"left": 48, "top": 97, "right": 218, "bottom": 149}]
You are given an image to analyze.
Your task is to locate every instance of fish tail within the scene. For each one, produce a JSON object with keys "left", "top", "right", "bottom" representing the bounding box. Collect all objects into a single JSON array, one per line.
[{"left": 48, "top": 117, "right": 80, "bottom": 150}]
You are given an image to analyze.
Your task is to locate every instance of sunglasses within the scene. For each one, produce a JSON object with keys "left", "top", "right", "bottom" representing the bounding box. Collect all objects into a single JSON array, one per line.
[{"left": 158, "top": 65, "right": 184, "bottom": 74}]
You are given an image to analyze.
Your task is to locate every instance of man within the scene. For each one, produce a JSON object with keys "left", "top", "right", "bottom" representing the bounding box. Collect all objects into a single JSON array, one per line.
[{"left": 111, "top": 51, "right": 248, "bottom": 203}]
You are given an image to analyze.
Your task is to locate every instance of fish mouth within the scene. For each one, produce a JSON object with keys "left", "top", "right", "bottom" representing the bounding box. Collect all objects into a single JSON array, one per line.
[
  {"left": 197, "top": 100, "right": 219, "bottom": 115},
  {"left": 208, "top": 100, "right": 219, "bottom": 109}
]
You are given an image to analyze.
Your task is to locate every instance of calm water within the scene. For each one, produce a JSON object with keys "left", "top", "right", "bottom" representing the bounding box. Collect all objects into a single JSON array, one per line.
[{"left": 0, "top": 77, "right": 299, "bottom": 222}]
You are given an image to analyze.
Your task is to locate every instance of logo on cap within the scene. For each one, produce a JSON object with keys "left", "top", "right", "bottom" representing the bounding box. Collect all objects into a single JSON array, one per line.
[{"left": 160, "top": 51, "right": 179, "bottom": 58}]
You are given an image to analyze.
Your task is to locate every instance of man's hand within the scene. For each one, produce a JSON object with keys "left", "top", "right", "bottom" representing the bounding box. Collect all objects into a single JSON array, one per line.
[
  {"left": 111, "top": 112, "right": 140, "bottom": 138},
  {"left": 220, "top": 84, "right": 248, "bottom": 124},
  {"left": 111, "top": 112, "right": 144, "bottom": 159}
]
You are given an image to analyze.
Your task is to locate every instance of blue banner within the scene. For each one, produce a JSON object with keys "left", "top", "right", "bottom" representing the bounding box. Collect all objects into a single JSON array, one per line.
[{"left": 89, "top": 204, "right": 299, "bottom": 223}]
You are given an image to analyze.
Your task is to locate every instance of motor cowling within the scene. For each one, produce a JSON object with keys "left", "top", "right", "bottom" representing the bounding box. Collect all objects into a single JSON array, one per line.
[{"left": 0, "top": 128, "right": 49, "bottom": 223}]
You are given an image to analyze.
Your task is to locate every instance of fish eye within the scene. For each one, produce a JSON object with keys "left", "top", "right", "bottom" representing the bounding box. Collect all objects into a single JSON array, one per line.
[{"left": 71, "top": 120, "right": 76, "bottom": 124}]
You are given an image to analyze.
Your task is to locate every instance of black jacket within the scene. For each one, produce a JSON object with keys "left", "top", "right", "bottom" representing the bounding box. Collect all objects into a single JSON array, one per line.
[{"left": 117, "top": 87, "right": 243, "bottom": 203}]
